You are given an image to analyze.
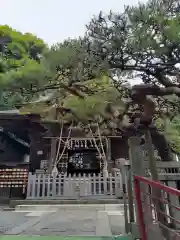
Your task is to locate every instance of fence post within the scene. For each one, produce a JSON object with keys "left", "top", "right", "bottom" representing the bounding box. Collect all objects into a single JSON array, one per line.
[
  {"left": 52, "top": 173, "right": 57, "bottom": 197},
  {"left": 36, "top": 174, "right": 41, "bottom": 198},
  {"left": 145, "top": 131, "right": 158, "bottom": 180},
  {"left": 9, "top": 183, "right": 12, "bottom": 199},
  {"left": 26, "top": 172, "right": 32, "bottom": 199},
  {"left": 121, "top": 164, "right": 130, "bottom": 234}
]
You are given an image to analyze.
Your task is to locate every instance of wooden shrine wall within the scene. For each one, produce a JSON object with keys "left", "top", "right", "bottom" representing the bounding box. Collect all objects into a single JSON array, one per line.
[
  {"left": 110, "top": 137, "right": 129, "bottom": 162},
  {"left": 0, "top": 133, "right": 27, "bottom": 164}
]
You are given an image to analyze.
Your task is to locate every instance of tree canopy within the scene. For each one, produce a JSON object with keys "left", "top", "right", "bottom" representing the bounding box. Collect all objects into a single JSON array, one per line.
[
  {"left": 1, "top": 0, "right": 180, "bottom": 155},
  {"left": 0, "top": 25, "right": 48, "bottom": 108},
  {"left": 86, "top": 0, "right": 180, "bottom": 97}
]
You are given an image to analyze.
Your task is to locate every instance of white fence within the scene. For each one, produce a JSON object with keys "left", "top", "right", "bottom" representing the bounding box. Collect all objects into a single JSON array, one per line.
[{"left": 26, "top": 173, "right": 123, "bottom": 199}]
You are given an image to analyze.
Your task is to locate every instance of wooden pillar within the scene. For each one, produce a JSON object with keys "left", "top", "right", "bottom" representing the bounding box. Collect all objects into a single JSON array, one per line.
[
  {"left": 128, "top": 136, "right": 145, "bottom": 222},
  {"left": 106, "top": 137, "right": 112, "bottom": 171},
  {"left": 128, "top": 136, "right": 160, "bottom": 239},
  {"left": 29, "top": 134, "right": 41, "bottom": 173},
  {"left": 48, "top": 138, "right": 57, "bottom": 173},
  {"left": 145, "top": 131, "right": 158, "bottom": 180},
  {"left": 128, "top": 136, "right": 145, "bottom": 176},
  {"left": 145, "top": 130, "right": 170, "bottom": 239}
]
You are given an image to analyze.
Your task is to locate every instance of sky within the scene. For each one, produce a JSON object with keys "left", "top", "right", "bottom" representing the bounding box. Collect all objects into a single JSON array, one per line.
[{"left": 1, "top": 0, "right": 146, "bottom": 46}]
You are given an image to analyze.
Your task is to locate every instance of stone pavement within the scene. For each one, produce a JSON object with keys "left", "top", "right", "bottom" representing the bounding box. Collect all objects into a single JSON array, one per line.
[
  {"left": 0, "top": 204, "right": 126, "bottom": 237},
  {"left": 0, "top": 236, "right": 131, "bottom": 240}
]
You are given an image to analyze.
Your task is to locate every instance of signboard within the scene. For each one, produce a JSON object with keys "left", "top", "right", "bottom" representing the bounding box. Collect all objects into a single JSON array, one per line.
[{"left": 68, "top": 150, "right": 100, "bottom": 170}]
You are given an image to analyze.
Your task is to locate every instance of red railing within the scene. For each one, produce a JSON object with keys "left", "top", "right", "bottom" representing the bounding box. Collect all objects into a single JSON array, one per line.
[{"left": 134, "top": 175, "right": 180, "bottom": 240}]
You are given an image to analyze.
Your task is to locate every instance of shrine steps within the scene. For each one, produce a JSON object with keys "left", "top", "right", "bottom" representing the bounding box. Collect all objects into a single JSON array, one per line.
[{"left": 9, "top": 198, "right": 124, "bottom": 208}]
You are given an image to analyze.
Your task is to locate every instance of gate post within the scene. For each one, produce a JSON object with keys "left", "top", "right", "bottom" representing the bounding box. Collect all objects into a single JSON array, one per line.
[
  {"left": 145, "top": 131, "right": 171, "bottom": 239},
  {"left": 128, "top": 136, "right": 146, "bottom": 239},
  {"left": 128, "top": 136, "right": 145, "bottom": 176},
  {"left": 120, "top": 161, "right": 130, "bottom": 234}
]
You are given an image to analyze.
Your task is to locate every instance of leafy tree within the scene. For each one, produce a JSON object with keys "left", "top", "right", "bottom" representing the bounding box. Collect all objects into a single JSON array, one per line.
[
  {"left": 0, "top": 25, "right": 46, "bottom": 64},
  {"left": 85, "top": 0, "right": 180, "bottom": 108},
  {"left": 156, "top": 116, "right": 180, "bottom": 153},
  {"left": 43, "top": 39, "right": 82, "bottom": 74},
  {"left": 0, "top": 25, "right": 48, "bottom": 108},
  {"left": 17, "top": 0, "right": 180, "bottom": 157},
  {"left": 73, "top": 0, "right": 180, "bottom": 159},
  {"left": 19, "top": 75, "right": 127, "bottom": 135},
  {"left": 2, "top": 2, "right": 180, "bottom": 159}
]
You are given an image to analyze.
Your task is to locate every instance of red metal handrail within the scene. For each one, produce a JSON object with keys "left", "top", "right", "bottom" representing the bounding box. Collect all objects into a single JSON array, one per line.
[
  {"left": 134, "top": 175, "right": 180, "bottom": 240},
  {"left": 134, "top": 176, "right": 148, "bottom": 240},
  {"left": 134, "top": 175, "right": 180, "bottom": 196}
]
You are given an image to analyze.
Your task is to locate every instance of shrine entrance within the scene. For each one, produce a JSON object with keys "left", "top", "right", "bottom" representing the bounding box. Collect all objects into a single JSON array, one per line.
[
  {"left": 27, "top": 124, "right": 124, "bottom": 200},
  {"left": 55, "top": 136, "right": 107, "bottom": 176},
  {"left": 67, "top": 148, "right": 100, "bottom": 176}
]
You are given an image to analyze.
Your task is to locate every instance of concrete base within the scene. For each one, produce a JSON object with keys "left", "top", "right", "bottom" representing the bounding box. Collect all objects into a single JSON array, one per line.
[
  {"left": 0, "top": 198, "right": 23, "bottom": 205},
  {"left": 10, "top": 199, "right": 124, "bottom": 208}
]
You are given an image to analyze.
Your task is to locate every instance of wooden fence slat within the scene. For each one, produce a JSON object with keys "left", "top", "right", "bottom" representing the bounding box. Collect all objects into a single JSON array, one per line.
[
  {"left": 98, "top": 174, "right": 101, "bottom": 194},
  {"left": 26, "top": 172, "right": 32, "bottom": 198},
  {"left": 109, "top": 173, "right": 113, "bottom": 196},
  {"left": 47, "top": 175, "right": 51, "bottom": 197},
  {"left": 31, "top": 174, "right": 36, "bottom": 198},
  {"left": 42, "top": 175, "right": 45, "bottom": 197},
  {"left": 57, "top": 175, "right": 61, "bottom": 196},
  {"left": 52, "top": 174, "right": 56, "bottom": 197},
  {"left": 36, "top": 175, "right": 41, "bottom": 198}
]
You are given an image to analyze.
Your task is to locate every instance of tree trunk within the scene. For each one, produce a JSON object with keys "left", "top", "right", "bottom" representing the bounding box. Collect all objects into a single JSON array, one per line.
[{"left": 150, "top": 127, "right": 173, "bottom": 161}]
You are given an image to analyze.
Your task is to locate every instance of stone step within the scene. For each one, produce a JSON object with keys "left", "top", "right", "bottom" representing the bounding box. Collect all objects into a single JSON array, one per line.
[
  {"left": 10, "top": 198, "right": 124, "bottom": 208},
  {"left": 14, "top": 203, "right": 125, "bottom": 212},
  {"left": 15, "top": 204, "right": 61, "bottom": 211}
]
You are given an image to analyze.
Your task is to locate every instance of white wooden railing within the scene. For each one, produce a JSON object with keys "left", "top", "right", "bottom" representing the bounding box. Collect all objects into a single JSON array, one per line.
[{"left": 26, "top": 173, "right": 123, "bottom": 199}]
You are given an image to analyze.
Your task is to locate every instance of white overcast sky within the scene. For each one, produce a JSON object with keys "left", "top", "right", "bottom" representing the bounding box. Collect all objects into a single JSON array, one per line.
[{"left": 1, "top": 0, "right": 146, "bottom": 45}]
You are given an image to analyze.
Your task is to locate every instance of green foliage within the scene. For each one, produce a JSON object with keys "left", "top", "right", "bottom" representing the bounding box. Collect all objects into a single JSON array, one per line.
[
  {"left": 43, "top": 39, "right": 82, "bottom": 74},
  {"left": 62, "top": 77, "right": 122, "bottom": 121},
  {"left": 20, "top": 76, "right": 125, "bottom": 125},
  {"left": 0, "top": 25, "right": 47, "bottom": 63},
  {"left": 156, "top": 117, "right": 180, "bottom": 153},
  {"left": 84, "top": 0, "right": 180, "bottom": 150},
  {"left": 166, "top": 118, "right": 180, "bottom": 153},
  {"left": 2, "top": 0, "right": 180, "bottom": 151},
  {"left": 0, "top": 25, "right": 48, "bottom": 107}
]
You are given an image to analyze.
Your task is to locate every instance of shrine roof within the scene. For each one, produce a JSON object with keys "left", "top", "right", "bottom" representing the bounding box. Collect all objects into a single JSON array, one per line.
[{"left": 0, "top": 111, "right": 47, "bottom": 144}]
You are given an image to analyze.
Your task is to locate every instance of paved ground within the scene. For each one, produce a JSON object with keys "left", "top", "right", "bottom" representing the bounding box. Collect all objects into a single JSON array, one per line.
[
  {"left": 0, "top": 237, "right": 131, "bottom": 240},
  {"left": 0, "top": 204, "right": 126, "bottom": 237}
]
